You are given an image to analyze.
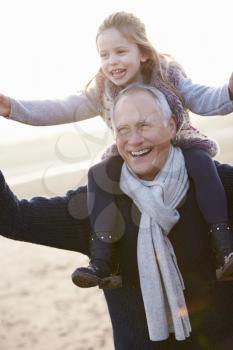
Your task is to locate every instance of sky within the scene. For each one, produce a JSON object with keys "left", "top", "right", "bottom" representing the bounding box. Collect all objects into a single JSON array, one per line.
[{"left": 0, "top": 0, "right": 232, "bottom": 142}]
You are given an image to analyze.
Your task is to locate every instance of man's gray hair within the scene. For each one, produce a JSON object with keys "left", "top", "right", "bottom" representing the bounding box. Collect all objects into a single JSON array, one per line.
[{"left": 111, "top": 83, "right": 172, "bottom": 126}]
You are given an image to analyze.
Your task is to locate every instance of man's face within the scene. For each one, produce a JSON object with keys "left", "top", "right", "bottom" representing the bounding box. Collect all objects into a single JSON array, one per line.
[{"left": 113, "top": 90, "right": 176, "bottom": 181}]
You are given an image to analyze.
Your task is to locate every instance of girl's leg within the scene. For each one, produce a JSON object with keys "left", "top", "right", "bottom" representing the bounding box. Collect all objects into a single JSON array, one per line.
[
  {"left": 87, "top": 155, "right": 124, "bottom": 239},
  {"left": 183, "top": 148, "right": 233, "bottom": 280},
  {"left": 72, "top": 156, "right": 124, "bottom": 289},
  {"left": 183, "top": 148, "right": 227, "bottom": 223}
]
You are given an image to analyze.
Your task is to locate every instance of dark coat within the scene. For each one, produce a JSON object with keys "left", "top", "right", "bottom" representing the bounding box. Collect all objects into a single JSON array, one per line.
[{"left": 0, "top": 164, "right": 232, "bottom": 350}]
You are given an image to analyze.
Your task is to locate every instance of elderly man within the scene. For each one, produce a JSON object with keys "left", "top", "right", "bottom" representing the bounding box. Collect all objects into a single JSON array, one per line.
[
  {"left": 72, "top": 84, "right": 178, "bottom": 289},
  {"left": 0, "top": 85, "right": 233, "bottom": 349},
  {"left": 111, "top": 85, "right": 190, "bottom": 341}
]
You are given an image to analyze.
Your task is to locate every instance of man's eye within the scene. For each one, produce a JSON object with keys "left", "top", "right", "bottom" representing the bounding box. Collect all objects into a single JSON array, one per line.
[
  {"left": 117, "top": 128, "right": 129, "bottom": 135},
  {"left": 140, "top": 123, "right": 149, "bottom": 129}
]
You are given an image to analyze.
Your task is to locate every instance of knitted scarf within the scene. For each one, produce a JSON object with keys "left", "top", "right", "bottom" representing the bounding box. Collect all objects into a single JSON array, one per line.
[
  {"left": 120, "top": 146, "right": 191, "bottom": 341},
  {"left": 95, "top": 63, "right": 218, "bottom": 158}
]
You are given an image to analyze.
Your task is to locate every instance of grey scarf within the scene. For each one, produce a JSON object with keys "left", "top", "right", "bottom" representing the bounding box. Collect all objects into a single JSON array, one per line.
[{"left": 120, "top": 146, "right": 191, "bottom": 341}]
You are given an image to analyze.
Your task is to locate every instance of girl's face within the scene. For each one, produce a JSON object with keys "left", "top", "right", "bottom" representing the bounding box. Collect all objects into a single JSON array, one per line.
[{"left": 97, "top": 27, "right": 147, "bottom": 87}]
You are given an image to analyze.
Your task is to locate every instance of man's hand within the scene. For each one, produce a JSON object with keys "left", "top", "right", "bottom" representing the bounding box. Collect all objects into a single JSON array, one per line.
[
  {"left": 0, "top": 94, "right": 11, "bottom": 117},
  {"left": 229, "top": 72, "right": 233, "bottom": 100}
]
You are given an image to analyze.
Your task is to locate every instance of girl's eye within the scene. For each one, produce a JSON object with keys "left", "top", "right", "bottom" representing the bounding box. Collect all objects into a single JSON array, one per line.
[
  {"left": 117, "top": 50, "right": 126, "bottom": 54},
  {"left": 100, "top": 53, "right": 108, "bottom": 59}
]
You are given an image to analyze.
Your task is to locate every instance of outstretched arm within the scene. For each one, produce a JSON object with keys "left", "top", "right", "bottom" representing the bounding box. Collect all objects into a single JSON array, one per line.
[
  {"left": 229, "top": 72, "right": 233, "bottom": 100},
  {"left": 0, "top": 171, "right": 90, "bottom": 255},
  {"left": 0, "top": 86, "right": 99, "bottom": 126},
  {"left": 0, "top": 94, "right": 10, "bottom": 117},
  {"left": 178, "top": 73, "right": 233, "bottom": 116}
]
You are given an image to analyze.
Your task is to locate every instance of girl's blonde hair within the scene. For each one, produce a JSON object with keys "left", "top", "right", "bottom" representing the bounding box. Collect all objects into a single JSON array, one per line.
[
  {"left": 86, "top": 11, "right": 185, "bottom": 115},
  {"left": 96, "top": 11, "right": 163, "bottom": 83}
]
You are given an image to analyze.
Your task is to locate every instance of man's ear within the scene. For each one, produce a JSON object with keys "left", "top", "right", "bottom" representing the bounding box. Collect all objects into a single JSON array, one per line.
[{"left": 169, "top": 116, "right": 177, "bottom": 140}]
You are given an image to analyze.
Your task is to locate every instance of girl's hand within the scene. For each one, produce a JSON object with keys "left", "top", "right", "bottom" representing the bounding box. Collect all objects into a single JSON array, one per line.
[
  {"left": 229, "top": 72, "right": 233, "bottom": 100},
  {"left": 0, "top": 94, "right": 11, "bottom": 117}
]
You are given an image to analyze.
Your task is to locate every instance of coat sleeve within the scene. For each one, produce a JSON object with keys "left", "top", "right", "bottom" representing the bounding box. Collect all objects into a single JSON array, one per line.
[
  {"left": 0, "top": 171, "right": 90, "bottom": 255},
  {"left": 178, "top": 76, "right": 233, "bottom": 116},
  {"left": 8, "top": 87, "right": 99, "bottom": 126}
]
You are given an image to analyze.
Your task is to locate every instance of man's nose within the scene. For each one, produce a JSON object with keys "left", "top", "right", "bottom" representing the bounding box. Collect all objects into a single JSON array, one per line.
[{"left": 127, "top": 130, "right": 144, "bottom": 145}]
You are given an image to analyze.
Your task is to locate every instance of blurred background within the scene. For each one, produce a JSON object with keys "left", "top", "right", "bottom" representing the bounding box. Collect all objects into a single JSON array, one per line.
[
  {"left": 0, "top": 1, "right": 232, "bottom": 349},
  {"left": 0, "top": 0, "right": 232, "bottom": 198}
]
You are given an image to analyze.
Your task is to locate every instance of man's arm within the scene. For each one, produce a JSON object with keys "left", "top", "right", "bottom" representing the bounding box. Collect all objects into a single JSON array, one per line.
[{"left": 0, "top": 171, "right": 90, "bottom": 255}]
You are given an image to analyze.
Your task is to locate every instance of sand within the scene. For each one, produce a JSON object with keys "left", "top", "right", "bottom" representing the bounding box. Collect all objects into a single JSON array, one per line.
[
  {"left": 0, "top": 234, "right": 114, "bottom": 350},
  {"left": 0, "top": 115, "right": 233, "bottom": 350},
  {"left": 0, "top": 123, "right": 115, "bottom": 350}
]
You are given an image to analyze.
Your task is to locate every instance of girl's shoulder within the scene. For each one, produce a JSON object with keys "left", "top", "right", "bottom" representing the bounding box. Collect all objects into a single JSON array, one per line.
[{"left": 160, "top": 54, "right": 187, "bottom": 86}]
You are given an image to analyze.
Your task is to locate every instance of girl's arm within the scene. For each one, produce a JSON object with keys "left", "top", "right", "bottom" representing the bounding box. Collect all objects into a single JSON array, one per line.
[
  {"left": 229, "top": 72, "right": 233, "bottom": 100},
  {"left": 0, "top": 86, "right": 99, "bottom": 126},
  {"left": 0, "top": 170, "right": 90, "bottom": 255},
  {"left": 178, "top": 73, "right": 233, "bottom": 116}
]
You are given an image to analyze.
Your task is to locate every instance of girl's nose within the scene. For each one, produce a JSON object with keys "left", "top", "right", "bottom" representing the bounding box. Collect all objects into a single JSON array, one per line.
[{"left": 109, "top": 54, "right": 118, "bottom": 65}]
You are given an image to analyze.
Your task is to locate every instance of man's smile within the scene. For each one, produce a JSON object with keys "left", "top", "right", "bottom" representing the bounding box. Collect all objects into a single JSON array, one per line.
[{"left": 130, "top": 148, "right": 152, "bottom": 157}]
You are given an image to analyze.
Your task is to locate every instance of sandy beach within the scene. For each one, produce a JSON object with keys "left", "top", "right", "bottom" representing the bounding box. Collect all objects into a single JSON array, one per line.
[
  {"left": 0, "top": 115, "right": 233, "bottom": 350},
  {"left": 0, "top": 239, "right": 114, "bottom": 350},
  {"left": 0, "top": 122, "right": 115, "bottom": 350}
]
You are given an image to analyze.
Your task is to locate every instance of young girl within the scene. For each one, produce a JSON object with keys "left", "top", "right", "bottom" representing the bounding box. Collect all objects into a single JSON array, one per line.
[{"left": 1, "top": 11, "right": 233, "bottom": 287}]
